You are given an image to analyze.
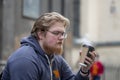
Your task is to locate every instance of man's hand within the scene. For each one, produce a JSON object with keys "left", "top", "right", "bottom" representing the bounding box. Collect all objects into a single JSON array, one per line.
[{"left": 80, "top": 51, "right": 96, "bottom": 76}]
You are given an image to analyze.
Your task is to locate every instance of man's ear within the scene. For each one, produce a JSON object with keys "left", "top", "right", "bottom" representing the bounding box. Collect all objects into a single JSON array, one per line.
[{"left": 37, "top": 31, "right": 44, "bottom": 40}]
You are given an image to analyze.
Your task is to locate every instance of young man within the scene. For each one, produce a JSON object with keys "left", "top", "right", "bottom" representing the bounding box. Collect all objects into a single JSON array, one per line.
[{"left": 1, "top": 12, "right": 96, "bottom": 80}]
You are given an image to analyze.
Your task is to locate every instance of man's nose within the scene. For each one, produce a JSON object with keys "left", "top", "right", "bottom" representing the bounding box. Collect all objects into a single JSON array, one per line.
[{"left": 59, "top": 34, "right": 65, "bottom": 39}]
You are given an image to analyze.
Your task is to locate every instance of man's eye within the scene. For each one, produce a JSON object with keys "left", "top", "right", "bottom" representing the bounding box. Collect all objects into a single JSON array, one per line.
[{"left": 53, "top": 32, "right": 59, "bottom": 35}]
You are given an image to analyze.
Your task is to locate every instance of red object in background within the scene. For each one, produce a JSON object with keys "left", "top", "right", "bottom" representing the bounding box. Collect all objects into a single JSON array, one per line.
[{"left": 90, "top": 61, "right": 104, "bottom": 76}]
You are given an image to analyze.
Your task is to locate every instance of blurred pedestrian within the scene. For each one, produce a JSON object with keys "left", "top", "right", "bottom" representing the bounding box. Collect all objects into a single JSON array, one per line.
[
  {"left": 90, "top": 54, "right": 104, "bottom": 80},
  {"left": 1, "top": 12, "right": 96, "bottom": 80}
]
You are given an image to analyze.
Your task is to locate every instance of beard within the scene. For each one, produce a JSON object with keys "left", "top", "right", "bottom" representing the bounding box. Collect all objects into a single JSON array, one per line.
[{"left": 43, "top": 42, "right": 63, "bottom": 55}]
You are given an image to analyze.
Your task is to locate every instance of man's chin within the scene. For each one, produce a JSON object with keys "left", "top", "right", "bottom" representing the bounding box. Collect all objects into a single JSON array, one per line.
[
  {"left": 43, "top": 43, "right": 63, "bottom": 55},
  {"left": 54, "top": 47, "right": 63, "bottom": 55},
  {"left": 56, "top": 45, "right": 63, "bottom": 48}
]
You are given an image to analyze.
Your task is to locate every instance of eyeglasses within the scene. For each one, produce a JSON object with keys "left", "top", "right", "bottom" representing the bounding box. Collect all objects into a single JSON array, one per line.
[{"left": 47, "top": 30, "right": 67, "bottom": 38}]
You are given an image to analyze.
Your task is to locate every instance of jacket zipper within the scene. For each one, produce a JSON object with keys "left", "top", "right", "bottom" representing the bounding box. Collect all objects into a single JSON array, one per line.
[{"left": 45, "top": 55, "right": 53, "bottom": 80}]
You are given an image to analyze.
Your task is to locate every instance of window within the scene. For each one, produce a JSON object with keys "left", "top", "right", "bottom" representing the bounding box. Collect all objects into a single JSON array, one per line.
[
  {"left": 73, "top": 0, "right": 80, "bottom": 38},
  {"left": 22, "top": 0, "right": 40, "bottom": 19}
]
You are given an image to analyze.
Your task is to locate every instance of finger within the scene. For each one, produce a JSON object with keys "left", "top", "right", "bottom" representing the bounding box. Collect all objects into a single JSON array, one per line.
[
  {"left": 84, "top": 57, "right": 94, "bottom": 66},
  {"left": 92, "top": 51, "right": 97, "bottom": 57},
  {"left": 79, "top": 50, "right": 82, "bottom": 56},
  {"left": 89, "top": 51, "right": 96, "bottom": 60}
]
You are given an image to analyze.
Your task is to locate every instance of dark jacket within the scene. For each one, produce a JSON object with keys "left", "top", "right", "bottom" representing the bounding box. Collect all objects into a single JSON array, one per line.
[{"left": 2, "top": 35, "right": 89, "bottom": 80}]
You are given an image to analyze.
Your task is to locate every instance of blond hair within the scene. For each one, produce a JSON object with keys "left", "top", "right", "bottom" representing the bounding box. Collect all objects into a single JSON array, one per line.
[{"left": 31, "top": 12, "right": 70, "bottom": 39}]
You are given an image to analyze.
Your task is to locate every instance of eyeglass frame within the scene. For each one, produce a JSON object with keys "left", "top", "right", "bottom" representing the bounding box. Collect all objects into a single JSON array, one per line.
[{"left": 46, "top": 30, "right": 67, "bottom": 39}]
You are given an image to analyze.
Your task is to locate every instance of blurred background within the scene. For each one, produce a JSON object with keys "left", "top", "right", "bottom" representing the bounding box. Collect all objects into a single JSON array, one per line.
[{"left": 0, "top": 0, "right": 120, "bottom": 80}]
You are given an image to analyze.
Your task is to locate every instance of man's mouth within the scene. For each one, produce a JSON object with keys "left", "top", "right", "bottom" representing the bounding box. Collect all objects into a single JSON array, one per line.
[{"left": 57, "top": 42, "right": 63, "bottom": 45}]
